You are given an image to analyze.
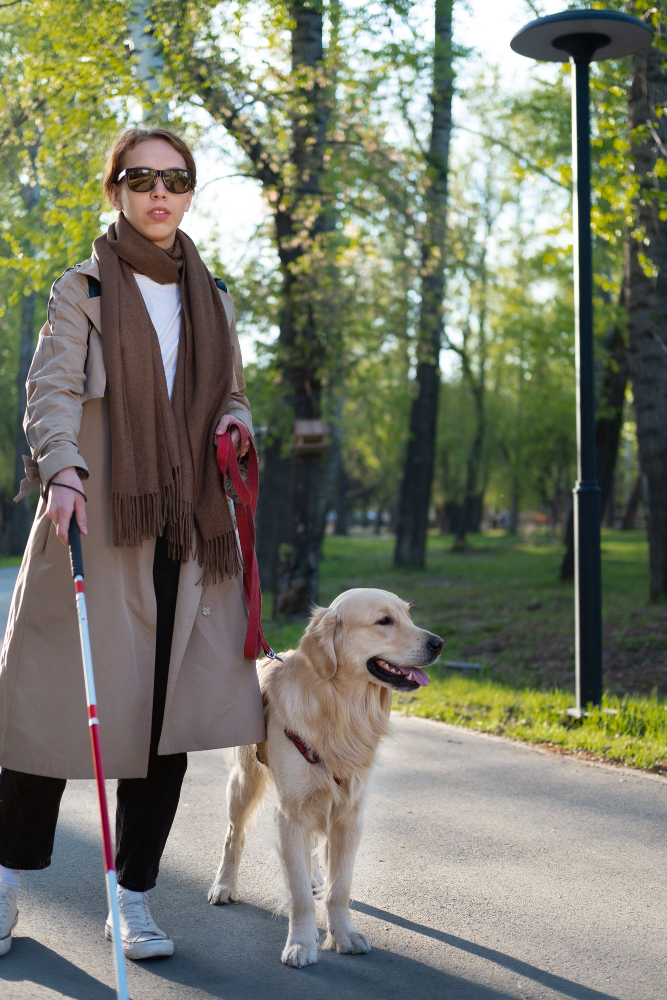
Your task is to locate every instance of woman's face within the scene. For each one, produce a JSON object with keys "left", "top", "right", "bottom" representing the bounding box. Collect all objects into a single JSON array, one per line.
[{"left": 109, "top": 138, "right": 193, "bottom": 249}]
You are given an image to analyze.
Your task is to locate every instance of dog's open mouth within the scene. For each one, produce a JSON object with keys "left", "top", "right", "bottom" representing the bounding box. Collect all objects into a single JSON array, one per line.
[{"left": 367, "top": 657, "right": 430, "bottom": 690}]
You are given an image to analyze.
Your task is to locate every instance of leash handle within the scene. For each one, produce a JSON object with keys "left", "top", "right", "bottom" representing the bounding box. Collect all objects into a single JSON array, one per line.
[{"left": 216, "top": 426, "right": 280, "bottom": 661}]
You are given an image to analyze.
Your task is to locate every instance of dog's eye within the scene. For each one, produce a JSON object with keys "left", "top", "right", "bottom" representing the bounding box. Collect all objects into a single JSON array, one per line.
[{"left": 375, "top": 616, "right": 393, "bottom": 626}]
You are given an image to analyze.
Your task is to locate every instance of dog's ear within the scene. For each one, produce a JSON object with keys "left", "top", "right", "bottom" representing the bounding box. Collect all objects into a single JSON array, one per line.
[{"left": 299, "top": 606, "right": 339, "bottom": 680}]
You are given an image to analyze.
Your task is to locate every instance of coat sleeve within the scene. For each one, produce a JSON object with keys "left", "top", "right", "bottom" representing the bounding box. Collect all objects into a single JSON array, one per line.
[
  {"left": 221, "top": 291, "right": 254, "bottom": 436},
  {"left": 24, "top": 266, "right": 90, "bottom": 489}
]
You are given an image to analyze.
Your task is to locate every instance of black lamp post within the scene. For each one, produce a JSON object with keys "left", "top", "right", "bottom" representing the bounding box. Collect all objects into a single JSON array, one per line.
[{"left": 510, "top": 11, "right": 652, "bottom": 715}]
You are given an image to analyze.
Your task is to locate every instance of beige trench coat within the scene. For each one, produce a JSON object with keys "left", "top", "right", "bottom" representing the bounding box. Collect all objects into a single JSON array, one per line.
[{"left": 0, "top": 256, "right": 266, "bottom": 779}]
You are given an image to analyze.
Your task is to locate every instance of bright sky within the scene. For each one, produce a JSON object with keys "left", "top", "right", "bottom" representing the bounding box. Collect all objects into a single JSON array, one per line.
[
  {"left": 455, "top": 0, "right": 565, "bottom": 78},
  {"left": 180, "top": 0, "right": 569, "bottom": 358}
]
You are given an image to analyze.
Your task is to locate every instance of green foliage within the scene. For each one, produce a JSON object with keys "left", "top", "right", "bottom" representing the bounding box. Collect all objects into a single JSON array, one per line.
[
  {"left": 0, "top": 0, "right": 132, "bottom": 492},
  {"left": 0, "top": 0, "right": 663, "bottom": 538}
]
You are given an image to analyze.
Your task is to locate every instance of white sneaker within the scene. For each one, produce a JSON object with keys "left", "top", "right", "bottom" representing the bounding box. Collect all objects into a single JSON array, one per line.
[
  {"left": 0, "top": 883, "right": 18, "bottom": 956},
  {"left": 104, "top": 888, "right": 174, "bottom": 960}
]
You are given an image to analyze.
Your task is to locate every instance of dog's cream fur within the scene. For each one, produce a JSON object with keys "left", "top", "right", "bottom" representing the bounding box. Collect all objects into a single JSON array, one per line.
[{"left": 208, "top": 588, "right": 442, "bottom": 968}]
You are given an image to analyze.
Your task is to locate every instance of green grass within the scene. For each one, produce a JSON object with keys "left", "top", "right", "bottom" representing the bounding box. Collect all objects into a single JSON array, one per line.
[
  {"left": 394, "top": 676, "right": 667, "bottom": 774},
  {"left": 262, "top": 529, "right": 667, "bottom": 774},
  {"left": 0, "top": 556, "right": 21, "bottom": 569}
]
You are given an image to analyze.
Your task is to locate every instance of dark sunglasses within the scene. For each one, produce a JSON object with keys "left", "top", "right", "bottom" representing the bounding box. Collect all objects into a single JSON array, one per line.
[{"left": 116, "top": 167, "right": 194, "bottom": 194}]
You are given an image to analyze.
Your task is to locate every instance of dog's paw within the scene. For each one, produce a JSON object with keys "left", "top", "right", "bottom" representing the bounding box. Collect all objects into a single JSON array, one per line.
[
  {"left": 323, "top": 929, "right": 371, "bottom": 955},
  {"left": 208, "top": 881, "right": 236, "bottom": 905},
  {"left": 281, "top": 938, "right": 319, "bottom": 968}
]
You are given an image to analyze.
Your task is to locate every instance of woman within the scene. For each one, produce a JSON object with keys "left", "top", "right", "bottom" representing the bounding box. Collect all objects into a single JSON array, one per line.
[{"left": 0, "top": 128, "right": 265, "bottom": 960}]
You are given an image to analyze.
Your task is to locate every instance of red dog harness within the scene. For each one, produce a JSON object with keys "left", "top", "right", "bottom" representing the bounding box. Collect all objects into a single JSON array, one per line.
[
  {"left": 284, "top": 729, "right": 341, "bottom": 785},
  {"left": 216, "top": 424, "right": 281, "bottom": 662}
]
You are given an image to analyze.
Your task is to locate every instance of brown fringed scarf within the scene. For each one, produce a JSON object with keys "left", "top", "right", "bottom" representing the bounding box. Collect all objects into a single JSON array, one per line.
[{"left": 93, "top": 213, "right": 240, "bottom": 583}]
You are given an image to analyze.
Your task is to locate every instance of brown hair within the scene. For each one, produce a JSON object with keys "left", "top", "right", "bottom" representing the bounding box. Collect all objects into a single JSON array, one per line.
[{"left": 103, "top": 128, "right": 197, "bottom": 201}]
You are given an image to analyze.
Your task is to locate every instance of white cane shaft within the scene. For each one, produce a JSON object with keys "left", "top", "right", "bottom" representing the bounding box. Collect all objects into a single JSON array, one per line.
[
  {"left": 73, "top": 574, "right": 129, "bottom": 999},
  {"left": 105, "top": 869, "right": 130, "bottom": 1000},
  {"left": 74, "top": 583, "right": 97, "bottom": 708}
]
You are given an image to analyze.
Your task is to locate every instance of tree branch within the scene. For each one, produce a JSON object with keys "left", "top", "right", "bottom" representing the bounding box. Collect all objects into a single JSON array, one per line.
[{"left": 457, "top": 124, "right": 568, "bottom": 189}]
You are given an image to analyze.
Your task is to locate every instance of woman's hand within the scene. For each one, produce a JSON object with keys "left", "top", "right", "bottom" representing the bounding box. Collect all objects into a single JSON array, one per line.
[
  {"left": 214, "top": 415, "right": 250, "bottom": 458},
  {"left": 46, "top": 466, "right": 87, "bottom": 545}
]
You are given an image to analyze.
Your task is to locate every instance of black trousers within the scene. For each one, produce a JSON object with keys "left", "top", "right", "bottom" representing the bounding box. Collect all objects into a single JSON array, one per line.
[{"left": 0, "top": 536, "right": 187, "bottom": 892}]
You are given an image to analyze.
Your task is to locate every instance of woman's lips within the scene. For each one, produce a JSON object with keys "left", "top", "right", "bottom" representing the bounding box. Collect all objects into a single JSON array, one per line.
[{"left": 147, "top": 209, "right": 170, "bottom": 219}]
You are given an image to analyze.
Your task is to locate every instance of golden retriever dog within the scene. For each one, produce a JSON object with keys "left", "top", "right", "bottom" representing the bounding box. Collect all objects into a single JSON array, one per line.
[{"left": 208, "top": 588, "right": 443, "bottom": 968}]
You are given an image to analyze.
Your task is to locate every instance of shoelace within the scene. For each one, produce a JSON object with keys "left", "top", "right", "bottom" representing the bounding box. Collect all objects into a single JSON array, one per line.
[{"left": 119, "top": 894, "right": 161, "bottom": 938}]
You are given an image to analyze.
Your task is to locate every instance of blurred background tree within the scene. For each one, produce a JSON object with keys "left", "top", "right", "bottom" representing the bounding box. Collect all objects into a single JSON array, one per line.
[{"left": 0, "top": 0, "right": 130, "bottom": 553}]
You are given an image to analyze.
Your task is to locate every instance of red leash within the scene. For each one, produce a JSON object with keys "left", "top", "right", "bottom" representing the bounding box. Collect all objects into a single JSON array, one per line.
[{"left": 216, "top": 424, "right": 281, "bottom": 662}]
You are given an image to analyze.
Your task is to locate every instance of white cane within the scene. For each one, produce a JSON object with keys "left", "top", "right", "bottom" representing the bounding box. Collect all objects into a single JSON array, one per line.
[{"left": 68, "top": 514, "right": 130, "bottom": 1000}]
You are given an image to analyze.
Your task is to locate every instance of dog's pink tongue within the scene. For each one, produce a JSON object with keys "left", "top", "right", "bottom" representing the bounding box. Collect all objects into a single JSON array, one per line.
[
  {"left": 409, "top": 667, "right": 430, "bottom": 687},
  {"left": 394, "top": 663, "right": 430, "bottom": 686}
]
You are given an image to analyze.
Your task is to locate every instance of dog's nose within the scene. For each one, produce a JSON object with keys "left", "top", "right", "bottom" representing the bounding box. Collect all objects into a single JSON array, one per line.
[{"left": 427, "top": 634, "right": 444, "bottom": 652}]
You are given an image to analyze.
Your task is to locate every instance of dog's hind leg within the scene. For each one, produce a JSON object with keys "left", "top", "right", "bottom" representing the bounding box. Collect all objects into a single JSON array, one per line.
[
  {"left": 310, "top": 835, "right": 326, "bottom": 900},
  {"left": 278, "top": 810, "right": 319, "bottom": 968},
  {"left": 208, "top": 748, "right": 269, "bottom": 905},
  {"left": 322, "top": 810, "right": 370, "bottom": 955}
]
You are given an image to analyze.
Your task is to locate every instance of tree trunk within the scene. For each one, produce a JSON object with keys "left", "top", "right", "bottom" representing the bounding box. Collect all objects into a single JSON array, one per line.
[
  {"left": 509, "top": 478, "right": 519, "bottom": 534},
  {"left": 394, "top": 0, "right": 453, "bottom": 567},
  {"left": 194, "top": 3, "right": 338, "bottom": 616},
  {"left": 626, "top": 40, "right": 667, "bottom": 599},
  {"left": 3, "top": 291, "right": 36, "bottom": 556},
  {"left": 622, "top": 475, "right": 642, "bottom": 530},
  {"left": 559, "top": 501, "right": 575, "bottom": 582},
  {"left": 559, "top": 319, "right": 628, "bottom": 579},
  {"left": 255, "top": 438, "right": 292, "bottom": 590},
  {"left": 604, "top": 477, "right": 616, "bottom": 528},
  {"left": 453, "top": 383, "right": 485, "bottom": 550},
  {"left": 596, "top": 323, "right": 628, "bottom": 520},
  {"left": 271, "top": 1, "right": 333, "bottom": 617}
]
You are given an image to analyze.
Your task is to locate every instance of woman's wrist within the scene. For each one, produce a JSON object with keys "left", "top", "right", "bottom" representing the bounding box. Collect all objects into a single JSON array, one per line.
[{"left": 48, "top": 467, "right": 81, "bottom": 489}]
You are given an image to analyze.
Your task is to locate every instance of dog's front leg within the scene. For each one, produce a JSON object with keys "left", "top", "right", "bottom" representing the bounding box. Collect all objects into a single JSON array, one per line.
[
  {"left": 323, "top": 810, "right": 370, "bottom": 955},
  {"left": 277, "top": 808, "right": 319, "bottom": 968}
]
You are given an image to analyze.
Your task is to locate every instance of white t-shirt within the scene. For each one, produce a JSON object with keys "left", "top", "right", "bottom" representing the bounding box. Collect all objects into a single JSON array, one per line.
[{"left": 133, "top": 273, "right": 181, "bottom": 400}]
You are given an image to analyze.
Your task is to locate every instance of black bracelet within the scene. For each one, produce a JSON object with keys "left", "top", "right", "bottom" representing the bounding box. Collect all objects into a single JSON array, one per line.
[{"left": 47, "top": 480, "right": 88, "bottom": 502}]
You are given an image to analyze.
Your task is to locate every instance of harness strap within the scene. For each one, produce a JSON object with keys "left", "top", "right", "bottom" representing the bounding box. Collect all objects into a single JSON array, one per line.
[
  {"left": 284, "top": 728, "right": 341, "bottom": 785},
  {"left": 216, "top": 426, "right": 280, "bottom": 662}
]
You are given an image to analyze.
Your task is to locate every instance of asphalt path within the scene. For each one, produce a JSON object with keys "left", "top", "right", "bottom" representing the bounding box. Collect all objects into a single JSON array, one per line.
[
  {"left": 0, "top": 566, "right": 19, "bottom": 639},
  {"left": 0, "top": 567, "right": 666, "bottom": 999}
]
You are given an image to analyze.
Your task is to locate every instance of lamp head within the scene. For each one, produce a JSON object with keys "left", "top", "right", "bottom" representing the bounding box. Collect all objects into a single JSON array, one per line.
[{"left": 511, "top": 9, "right": 652, "bottom": 64}]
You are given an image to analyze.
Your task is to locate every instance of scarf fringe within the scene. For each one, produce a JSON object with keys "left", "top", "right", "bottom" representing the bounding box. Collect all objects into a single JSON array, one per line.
[
  {"left": 111, "top": 468, "right": 240, "bottom": 582},
  {"left": 197, "top": 529, "right": 243, "bottom": 586},
  {"left": 112, "top": 488, "right": 171, "bottom": 549}
]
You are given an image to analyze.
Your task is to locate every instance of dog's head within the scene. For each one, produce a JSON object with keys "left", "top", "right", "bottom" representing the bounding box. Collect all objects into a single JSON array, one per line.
[{"left": 298, "top": 588, "right": 443, "bottom": 691}]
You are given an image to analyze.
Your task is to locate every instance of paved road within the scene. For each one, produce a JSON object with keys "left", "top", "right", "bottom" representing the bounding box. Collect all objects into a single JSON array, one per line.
[
  {"left": 0, "top": 567, "right": 19, "bottom": 638},
  {"left": 0, "top": 705, "right": 664, "bottom": 1000}
]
